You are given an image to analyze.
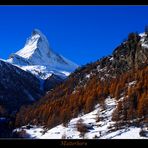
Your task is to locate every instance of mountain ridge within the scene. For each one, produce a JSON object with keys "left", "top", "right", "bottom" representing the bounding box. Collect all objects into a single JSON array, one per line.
[
  {"left": 14, "top": 31, "right": 148, "bottom": 139},
  {"left": 7, "top": 29, "right": 78, "bottom": 79},
  {"left": 0, "top": 59, "right": 44, "bottom": 113},
  {"left": 0, "top": 29, "right": 79, "bottom": 138}
]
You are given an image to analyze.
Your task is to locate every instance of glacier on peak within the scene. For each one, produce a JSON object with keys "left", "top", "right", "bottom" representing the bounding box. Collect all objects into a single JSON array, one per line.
[{"left": 7, "top": 29, "right": 78, "bottom": 79}]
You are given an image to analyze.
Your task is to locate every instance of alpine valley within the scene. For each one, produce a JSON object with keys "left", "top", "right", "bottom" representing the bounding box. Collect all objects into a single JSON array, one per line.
[
  {"left": 0, "top": 29, "right": 78, "bottom": 137},
  {"left": 0, "top": 29, "right": 148, "bottom": 139}
]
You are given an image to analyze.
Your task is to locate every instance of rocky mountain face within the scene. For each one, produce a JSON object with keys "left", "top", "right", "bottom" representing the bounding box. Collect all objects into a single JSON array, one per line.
[
  {"left": 0, "top": 29, "right": 78, "bottom": 138},
  {"left": 0, "top": 29, "right": 78, "bottom": 114},
  {"left": 112, "top": 33, "right": 148, "bottom": 70},
  {"left": 7, "top": 29, "right": 78, "bottom": 80},
  {"left": 61, "top": 33, "right": 148, "bottom": 92},
  {"left": 15, "top": 32, "right": 148, "bottom": 139},
  {"left": 89, "top": 32, "right": 148, "bottom": 81},
  {"left": 44, "top": 74, "right": 65, "bottom": 92},
  {"left": 0, "top": 59, "right": 43, "bottom": 114}
]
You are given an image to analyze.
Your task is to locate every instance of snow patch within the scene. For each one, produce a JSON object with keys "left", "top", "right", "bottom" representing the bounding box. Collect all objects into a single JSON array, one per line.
[
  {"left": 128, "top": 81, "right": 136, "bottom": 87},
  {"left": 110, "top": 57, "right": 114, "bottom": 61},
  {"left": 85, "top": 74, "right": 90, "bottom": 78},
  {"left": 14, "top": 96, "right": 147, "bottom": 139}
]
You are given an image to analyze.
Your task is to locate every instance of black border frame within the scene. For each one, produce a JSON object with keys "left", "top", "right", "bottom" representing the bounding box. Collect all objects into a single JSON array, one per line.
[{"left": 0, "top": 1, "right": 148, "bottom": 147}]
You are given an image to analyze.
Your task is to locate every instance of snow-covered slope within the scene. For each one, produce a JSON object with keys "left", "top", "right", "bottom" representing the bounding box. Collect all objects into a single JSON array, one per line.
[
  {"left": 13, "top": 96, "right": 148, "bottom": 139},
  {"left": 139, "top": 32, "right": 148, "bottom": 48},
  {"left": 7, "top": 29, "right": 78, "bottom": 79},
  {"left": 11, "top": 31, "right": 148, "bottom": 139}
]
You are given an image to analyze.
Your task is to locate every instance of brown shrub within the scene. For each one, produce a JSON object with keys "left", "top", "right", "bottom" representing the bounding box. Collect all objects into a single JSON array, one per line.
[{"left": 76, "top": 119, "right": 88, "bottom": 138}]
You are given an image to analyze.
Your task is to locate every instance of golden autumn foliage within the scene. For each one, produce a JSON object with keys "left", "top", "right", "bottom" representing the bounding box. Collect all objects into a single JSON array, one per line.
[
  {"left": 15, "top": 64, "right": 148, "bottom": 129},
  {"left": 112, "top": 66, "right": 148, "bottom": 123}
]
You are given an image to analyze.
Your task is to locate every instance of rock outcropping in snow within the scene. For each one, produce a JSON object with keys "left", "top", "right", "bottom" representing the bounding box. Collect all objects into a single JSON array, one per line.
[{"left": 7, "top": 29, "right": 78, "bottom": 79}]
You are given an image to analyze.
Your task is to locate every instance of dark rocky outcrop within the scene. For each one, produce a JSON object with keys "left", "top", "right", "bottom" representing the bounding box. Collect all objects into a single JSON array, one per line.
[
  {"left": 0, "top": 60, "right": 44, "bottom": 114},
  {"left": 44, "top": 74, "right": 65, "bottom": 92}
]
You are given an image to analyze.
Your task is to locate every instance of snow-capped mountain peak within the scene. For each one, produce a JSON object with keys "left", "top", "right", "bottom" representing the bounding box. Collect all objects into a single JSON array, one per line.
[
  {"left": 16, "top": 29, "right": 52, "bottom": 61},
  {"left": 7, "top": 29, "right": 78, "bottom": 79}
]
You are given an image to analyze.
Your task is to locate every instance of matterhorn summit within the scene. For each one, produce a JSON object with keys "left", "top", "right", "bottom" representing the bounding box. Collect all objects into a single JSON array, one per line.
[{"left": 7, "top": 29, "right": 78, "bottom": 79}]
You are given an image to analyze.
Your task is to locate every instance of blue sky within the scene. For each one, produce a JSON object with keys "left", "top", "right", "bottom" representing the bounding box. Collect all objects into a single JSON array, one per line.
[{"left": 0, "top": 6, "right": 148, "bottom": 66}]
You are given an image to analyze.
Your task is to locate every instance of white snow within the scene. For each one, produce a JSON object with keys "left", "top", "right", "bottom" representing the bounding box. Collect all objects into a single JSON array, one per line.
[
  {"left": 85, "top": 74, "right": 90, "bottom": 78},
  {"left": 98, "top": 67, "right": 106, "bottom": 73},
  {"left": 7, "top": 29, "right": 78, "bottom": 79},
  {"left": 142, "top": 43, "right": 148, "bottom": 48},
  {"left": 16, "top": 29, "right": 50, "bottom": 59},
  {"left": 139, "top": 32, "right": 148, "bottom": 49},
  {"left": 110, "top": 57, "right": 114, "bottom": 61},
  {"left": 101, "top": 127, "right": 147, "bottom": 139},
  {"left": 139, "top": 33, "right": 146, "bottom": 37},
  {"left": 128, "top": 81, "right": 136, "bottom": 87},
  {"left": 15, "top": 96, "right": 147, "bottom": 139},
  {"left": 19, "top": 65, "right": 70, "bottom": 79}
]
